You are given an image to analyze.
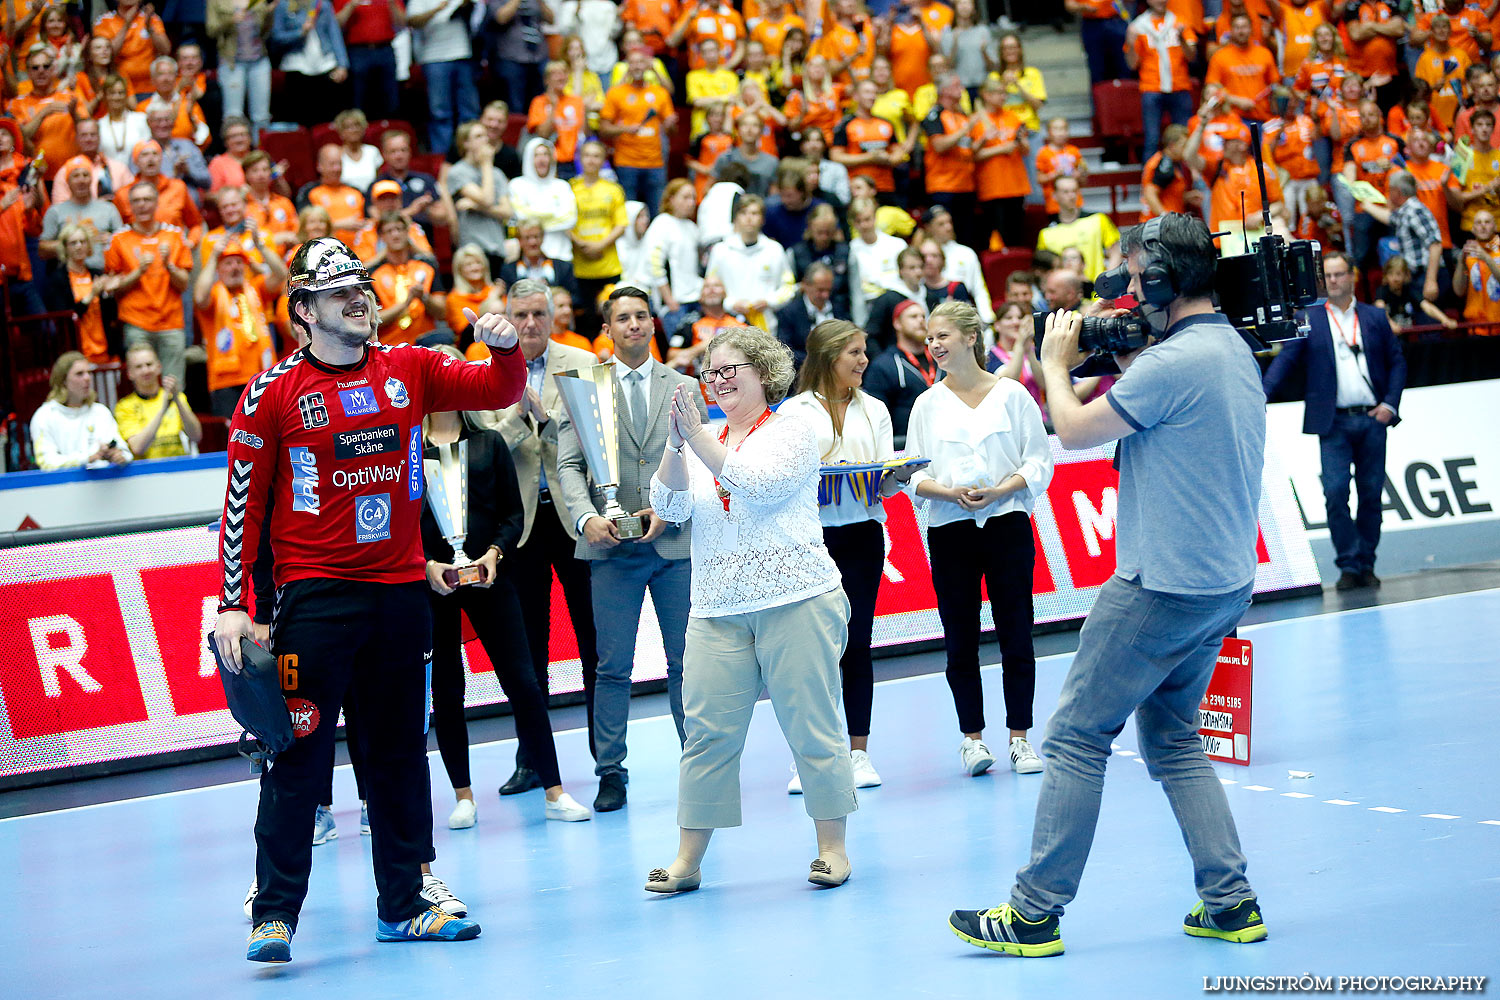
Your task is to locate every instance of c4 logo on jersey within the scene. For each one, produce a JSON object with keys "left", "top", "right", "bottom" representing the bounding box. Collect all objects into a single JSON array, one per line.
[{"left": 355, "top": 493, "right": 392, "bottom": 543}]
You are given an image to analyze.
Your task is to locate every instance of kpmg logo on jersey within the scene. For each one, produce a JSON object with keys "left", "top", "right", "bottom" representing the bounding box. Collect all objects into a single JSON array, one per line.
[
  {"left": 385, "top": 377, "right": 410, "bottom": 408},
  {"left": 290, "top": 446, "right": 320, "bottom": 514},
  {"left": 339, "top": 386, "right": 381, "bottom": 417},
  {"left": 355, "top": 493, "right": 392, "bottom": 543},
  {"left": 230, "top": 428, "right": 264, "bottom": 449},
  {"left": 407, "top": 426, "right": 423, "bottom": 500},
  {"left": 334, "top": 423, "right": 400, "bottom": 459}
]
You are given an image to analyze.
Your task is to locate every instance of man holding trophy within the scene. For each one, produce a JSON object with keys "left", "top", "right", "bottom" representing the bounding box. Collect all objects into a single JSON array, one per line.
[{"left": 556, "top": 286, "right": 710, "bottom": 813}]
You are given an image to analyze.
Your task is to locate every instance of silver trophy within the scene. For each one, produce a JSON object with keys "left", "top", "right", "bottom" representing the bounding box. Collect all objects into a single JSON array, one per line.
[
  {"left": 424, "top": 440, "right": 486, "bottom": 586},
  {"left": 554, "top": 365, "right": 645, "bottom": 540}
]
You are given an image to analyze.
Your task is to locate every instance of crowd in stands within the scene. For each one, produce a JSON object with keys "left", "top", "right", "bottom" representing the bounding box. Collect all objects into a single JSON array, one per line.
[{"left": 4, "top": 0, "right": 1494, "bottom": 471}]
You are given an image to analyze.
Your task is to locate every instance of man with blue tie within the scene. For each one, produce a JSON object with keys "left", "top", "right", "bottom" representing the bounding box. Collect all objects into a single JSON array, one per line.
[
  {"left": 556, "top": 286, "right": 710, "bottom": 812},
  {"left": 1263, "top": 250, "right": 1407, "bottom": 591}
]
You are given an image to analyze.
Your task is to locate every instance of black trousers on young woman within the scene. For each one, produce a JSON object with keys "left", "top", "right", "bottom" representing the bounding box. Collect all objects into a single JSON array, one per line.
[
  {"left": 926, "top": 510, "right": 1037, "bottom": 735},
  {"left": 822, "top": 519, "right": 885, "bottom": 739},
  {"left": 429, "top": 575, "right": 564, "bottom": 790}
]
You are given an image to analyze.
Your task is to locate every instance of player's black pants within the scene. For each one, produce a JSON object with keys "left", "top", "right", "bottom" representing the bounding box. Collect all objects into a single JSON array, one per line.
[{"left": 255, "top": 578, "right": 433, "bottom": 930}]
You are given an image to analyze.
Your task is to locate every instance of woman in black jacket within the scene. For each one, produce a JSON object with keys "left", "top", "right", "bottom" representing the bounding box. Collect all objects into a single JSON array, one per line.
[{"left": 421, "top": 388, "right": 592, "bottom": 828}]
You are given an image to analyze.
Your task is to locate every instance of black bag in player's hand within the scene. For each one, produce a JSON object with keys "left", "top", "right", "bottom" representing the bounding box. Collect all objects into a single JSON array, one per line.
[{"left": 206, "top": 632, "right": 294, "bottom": 770}]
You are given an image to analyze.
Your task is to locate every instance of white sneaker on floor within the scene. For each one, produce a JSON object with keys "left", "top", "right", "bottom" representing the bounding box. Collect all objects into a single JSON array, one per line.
[
  {"left": 787, "top": 763, "right": 803, "bottom": 794},
  {"left": 544, "top": 792, "right": 593, "bottom": 822},
  {"left": 1010, "top": 736, "right": 1044, "bottom": 774},
  {"left": 421, "top": 872, "right": 468, "bottom": 917},
  {"left": 850, "top": 749, "right": 882, "bottom": 788},
  {"left": 960, "top": 737, "right": 996, "bottom": 776},
  {"left": 311, "top": 804, "right": 337, "bottom": 845},
  {"left": 243, "top": 877, "right": 257, "bottom": 920},
  {"left": 448, "top": 798, "right": 477, "bottom": 829}
]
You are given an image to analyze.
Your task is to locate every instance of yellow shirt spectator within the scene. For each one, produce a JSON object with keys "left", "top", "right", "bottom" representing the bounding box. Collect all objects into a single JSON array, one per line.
[
  {"left": 991, "top": 66, "right": 1046, "bottom": 132},
  {"left": 113, "top": 391, "right": 187, "bottom": 460},
  {"left": 872, "top": 87, "right": 915, "bottom": 142},
  {"left": 912, "top": 83, "right": 972, "bottom": 126},
  {"left": 687, "top": 66, "right": 741, "bottom": 137},
  {"left": 570, "top": 175, "right": 629, "bottom": 280}
]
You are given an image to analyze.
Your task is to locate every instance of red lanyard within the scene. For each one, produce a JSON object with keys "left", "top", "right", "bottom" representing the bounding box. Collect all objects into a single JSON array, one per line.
[
  {"left": 1325, "top": 303, "right": 1359, "bottom": 351},
  {"left": 713, "top": 408, "right": 772, "bottom": 511},
  {"left": 898, "top": 346, "right": 937, "bottom": 386}
]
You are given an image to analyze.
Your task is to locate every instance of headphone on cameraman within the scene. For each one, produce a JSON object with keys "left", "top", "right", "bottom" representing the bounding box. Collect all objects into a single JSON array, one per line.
[{"left": 1135, "top": 217, "right": 1179, "bottom": 309}]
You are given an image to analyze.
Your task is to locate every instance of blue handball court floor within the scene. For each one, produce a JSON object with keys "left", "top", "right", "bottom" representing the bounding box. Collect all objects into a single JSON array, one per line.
[{"left": 2, "top": 591, "right": 1498, "bottom": 999}]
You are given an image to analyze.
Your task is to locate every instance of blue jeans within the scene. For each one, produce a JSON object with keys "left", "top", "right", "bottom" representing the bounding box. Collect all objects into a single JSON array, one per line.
[
  {"left": 1011, "top": 574, "right": 1256, "bottom": 919},
  {"left": 348, "top": 44, "right": 398, "bottom": 121},
  {"left": 1141, "top": 90, "right": 1194, "bottom": 160},
  {"left": 219, "top": 56, "right": 272, "bottom": 137},
  {"left": 615, "top": 166, "right": 665, "bottom": 216},
  {"left": 495, "top": 59, "right": 543, "bottom": 116},
  {"left": 1080, "top": 16, "right": 1130, "bottom": 87},
  {"left": 589, "top": 545, "right": 690, "bottom": 778},
  {"left": 1319, "top": 411, "right": 1388, "bottom": 575},
  {"left": 423, "top": 59, "right": 480, "bottom": 158}
]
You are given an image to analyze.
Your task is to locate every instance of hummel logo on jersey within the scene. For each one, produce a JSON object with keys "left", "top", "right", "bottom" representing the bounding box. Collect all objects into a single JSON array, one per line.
[
  {"left": 339, "top": 386, "right": 380, "bottom": 416},
  {"left": 290, "top": 447, "right": 320, "bottom": 513}
]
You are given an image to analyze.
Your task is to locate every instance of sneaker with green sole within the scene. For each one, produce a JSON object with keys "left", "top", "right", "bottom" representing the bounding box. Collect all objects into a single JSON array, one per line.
[
  {"left": 1183, "top": 898, "right": 1267, "bottom": 943},
  {"left": 949, "top": 905, "right": 1064, "bottom": 956}
]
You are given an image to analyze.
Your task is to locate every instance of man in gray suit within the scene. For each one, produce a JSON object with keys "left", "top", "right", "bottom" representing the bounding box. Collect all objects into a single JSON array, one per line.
[
  {"left": 489, "top": 279, "right": 602, "bottom": 795},
  {"left": 556, "top": 286, "right": 709, "bottom": 812}
]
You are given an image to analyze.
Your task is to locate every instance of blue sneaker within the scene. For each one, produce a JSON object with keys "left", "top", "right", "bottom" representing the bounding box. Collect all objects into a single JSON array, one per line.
[
  {"left": 376, "top": 905, "right": 482, "bottom": 943},
  {"left": 312, "top": 805, "right": 338, "bottom": 845},
  {"left": 247, "top": 920, "right": 293, "bottom": 963},
  {"left": 360, "top": 802, "right": 371, "bottom": 836}
]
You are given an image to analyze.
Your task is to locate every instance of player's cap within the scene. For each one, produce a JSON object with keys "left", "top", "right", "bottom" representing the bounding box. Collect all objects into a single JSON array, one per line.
[
  {"left": 287, "top": 237, "right": 371, "bottom": 294},
  {"left": 370, "top": 179, "right": 403, "bottom": 200}
]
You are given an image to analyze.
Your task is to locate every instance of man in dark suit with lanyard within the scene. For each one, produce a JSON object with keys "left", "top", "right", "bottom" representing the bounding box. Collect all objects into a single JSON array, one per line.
[{"left": 1263, "top": 250, "right": 1407, "bottom": 591}]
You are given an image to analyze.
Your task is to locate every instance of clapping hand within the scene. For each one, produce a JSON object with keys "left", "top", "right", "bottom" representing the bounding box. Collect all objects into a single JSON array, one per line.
[
  {"left": 162, "top": 374, "right": 180, "bottom": 397},
  {"left": 668, "top": 383, "right": 702, "bottom": 445},
  {"left": 465, "top": 307, "right": 518, "bottom": 349},
  {"left": 522, "top": 384, "right": 547, "bottom": 423}
]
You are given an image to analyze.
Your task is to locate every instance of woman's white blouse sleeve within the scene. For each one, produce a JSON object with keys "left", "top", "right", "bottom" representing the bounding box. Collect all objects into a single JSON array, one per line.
[
  {"left": 650, "top": 471, "right": 694, "bottom": 524},
  {"left": 1008, "top": 388, "right": 1053, "bottom": 500}
]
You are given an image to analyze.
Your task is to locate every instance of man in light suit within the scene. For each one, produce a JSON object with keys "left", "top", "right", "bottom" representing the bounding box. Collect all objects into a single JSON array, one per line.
[
  {"left": 556, "top": 286, "right": 710, "bottom": 812},
  {"left": 1263, "top": 250, "right": 1407, "bottom": 591},
  {"left": 490, "top": 279, "right": 602, "bottom": 795}
]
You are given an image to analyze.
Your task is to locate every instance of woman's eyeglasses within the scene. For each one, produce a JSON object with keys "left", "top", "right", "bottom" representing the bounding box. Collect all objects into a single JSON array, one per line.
[{"left": 699, "top": 363, "right": 754, "bottom": 384}]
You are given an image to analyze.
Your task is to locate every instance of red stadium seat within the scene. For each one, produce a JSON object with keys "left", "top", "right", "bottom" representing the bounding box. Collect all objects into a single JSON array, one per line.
[
  {"left": 365, "top": 119, "right": 419, "bottom": 149},
  {"left": 259, "top": 125, "right": 316, "bottom": 191},
  {"left": 1093, "top": 79, "right": 1143, "bottom": 157},
  {"left": 981, "top": 249, "right": 1035, "bottom": 310}
]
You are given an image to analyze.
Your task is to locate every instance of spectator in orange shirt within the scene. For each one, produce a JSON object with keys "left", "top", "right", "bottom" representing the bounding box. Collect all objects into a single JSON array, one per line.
[
  {"left": 668, "top": 0, "right": 748, "bottom": 70},
  {"left": 1340, "top": 0, "right": 1404, "bottom": 111},
  {"left": 1265, "top": 95, "right": 1322, "bottom": 221},
  {"left": 622, "top": 0, "right": 680, "bottom": 58},
  {"left": 1205, "top": 13, "right": 1278, "bottom": 124},
  {"left": 832, "top": 78, "right": 902, "bottom": 196},
  {"left": 1139, "top": 124, "right": 1199, "bottom": 221},
  {"left": 49, "top": 222, "right": 117, "bottom": 363},
  {"left": 1280, "top": 0, "right": 1328, "bottom": 83},
  {"left": 971, "top": 76, "right": 1030, "bottom": 250},
  {"left": 1402, "top": 127, "right": 1461, "bottom": 249},
  {"left": 92, "top": 0, "right": 171, "bottom": 98},
  {"left": 1185, "top": 112, "right": 1287, "bottom": 243},
  {"left": 1293, "top": 22, "right": 1348, "bottom": 109},
  {"left": 105, "top": 180, "right": 194, "bottom": 380},
  {"left": 444, "top": 244, "right": 507, "bottom": 339},
  {"left": 296, "top": 143, "right": 367, "bottom": 239},
  {"left": 1035, "top": 117, "right": 1088, "bottom": 216},
  {"left": 751, "top": 0, "right": 805, "bottom": 59},
  {"left": 203, "top": 185, "right": 275, "bottom": 266},
  {"left": 1414, "top": 15, "right": 1472, "bottom": 132},
  {"left": 114, "top": 140, "right": 204, "bottom": 242},
  {"left": 882, "top": 0, "right": 943, "bottom": 97},
  {"left": 0, "top": 128, "right": 46, "bottom": 316},
  {"left": 1409, "top": 0, "right": 1490, "bottom": 64},
  {"left": 1186, "top": 85, "right": 1252, "bottom": 174},
  {"left": 12, "top": 43, "right": 85, "bottom": 179},
  {"left": 1453, "top": 209, "right": 1500, "bottom": 325},
  {"left": 922, "top": 71, "right": 976, "bottom": 240},
  {"left": 242, "top": 151, "right": 300, "bottom": 253},
  {"left": 1127, "top": 0, "right": 1198, "bottom": 158},
  {"left": 1340, "top": 98, "right": 1403, "bottom": 267},
  {"left": 529, "top": 61, "right": 588, "bottom": 179},
  {"left": 136, "top": 55, "right": 210, "bottom": 148},
  {"left": 372, "top": 212, "right": 443, "bottom": 345},
  {"left": 814, "top": 0, "right": 876, "bottom": 85},
  {"left": 1454, "top": 70, "right": 1499, "bottom": 142},
  {"left": 193, "top": 240, "right": 286, "bottom": 416},
  {"left": 599, "top": 46, "right": 678, "bottom": 210},
  {"left": 687, "top": 102, "right": 735, "bottom": 201},
  {"left": 784, "top": 54, "right": 844, "bottom": 146}
]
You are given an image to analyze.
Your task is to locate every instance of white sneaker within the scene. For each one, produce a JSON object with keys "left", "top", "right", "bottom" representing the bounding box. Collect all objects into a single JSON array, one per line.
[
  {"left": 421, "top": 872, "right": 468, "bottom": 917},
  {"left": 1010, "top": 736, "right": 1044, "bottom": 774},
  {"left": 787, "top": 762, "right": 803, "bottom": 794},
  {"left": 850, "top": 749, "right": 882, "bottom": 788},
  {"left": 243, "top": 877, "right": 257, "bottom": 920},
  {"left": 544, "top": 791, "right": 593, "bottom": 822},
  {"left": 448, "top": 798, "right": 478, "bottom": 829},
  {"left": 960, "top": 737, "right": 996, "bottom": 776}
]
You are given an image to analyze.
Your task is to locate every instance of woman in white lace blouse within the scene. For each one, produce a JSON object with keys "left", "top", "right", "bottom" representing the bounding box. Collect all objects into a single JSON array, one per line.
[{"left": 646, "top": 326, "right": 858, "bottom": 893}]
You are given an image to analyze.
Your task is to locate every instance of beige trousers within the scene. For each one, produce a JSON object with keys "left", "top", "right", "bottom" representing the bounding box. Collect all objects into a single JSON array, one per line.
[{"left": 677, "top": 587, "right": 859, "bottom": 829}]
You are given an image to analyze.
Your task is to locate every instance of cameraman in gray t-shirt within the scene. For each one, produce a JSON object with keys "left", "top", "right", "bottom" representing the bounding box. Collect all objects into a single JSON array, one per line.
[{"left": 949, "top": 213, "right": 1270, "bottom": 956}]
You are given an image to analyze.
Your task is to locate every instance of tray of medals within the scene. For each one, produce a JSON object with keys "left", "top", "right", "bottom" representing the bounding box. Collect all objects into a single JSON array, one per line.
[{"left": 817, "top": 457, "right": 930, "bottom": 507}]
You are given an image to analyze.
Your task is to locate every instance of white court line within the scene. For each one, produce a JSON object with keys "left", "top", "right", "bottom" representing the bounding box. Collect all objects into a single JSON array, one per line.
[
  {"left": 1324, "top": 799, "right": 1359, "bottom": 806},
  {"left": 1242, "top": 785, "right": 1275, "bottom": 792},
  {"left": 1369, "top": 806, "right": 1406, "bottom": 814},
  {"left": 1281, "top": 792, "right": 1314, "bottom": 799},
  {"left": 1422, "top": 814, "right": 1461, "bottom": 820},
  {"left": 6, "top": 589, "right": 1499, "bottom": 825}
]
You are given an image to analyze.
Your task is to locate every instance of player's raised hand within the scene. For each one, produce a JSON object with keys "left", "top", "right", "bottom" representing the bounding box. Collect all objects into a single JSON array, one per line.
[{"left": 464, "top": 307, "right": 518, "bottom": 350}]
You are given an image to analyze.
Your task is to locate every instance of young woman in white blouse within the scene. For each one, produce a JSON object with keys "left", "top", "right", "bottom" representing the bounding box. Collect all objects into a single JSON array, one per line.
[
  {"left": 647, "top": 326, "right": 858, "bottom": 893},
  {"left": 778, "top": 319, "right": 903, "bottom": 792},
  {"left": 30, "top": 352, "right": 133, "bottom": 471},
  {"left": 644, "top": 178, "right": 703, "bottom": 329},
  {"left": 904, "top": 301, "right": 1054, "bottom": 778}
]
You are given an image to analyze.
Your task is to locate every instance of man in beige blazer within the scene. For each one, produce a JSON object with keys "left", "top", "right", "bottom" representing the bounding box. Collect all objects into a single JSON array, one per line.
[{"left": 488, "top": 278, "right": 601, "bottom": 795}]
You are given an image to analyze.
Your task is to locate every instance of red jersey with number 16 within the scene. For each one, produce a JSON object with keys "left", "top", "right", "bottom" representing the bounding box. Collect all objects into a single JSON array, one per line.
[{"left": 218, "top": 341, "right": 524, "bottom": 613}]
